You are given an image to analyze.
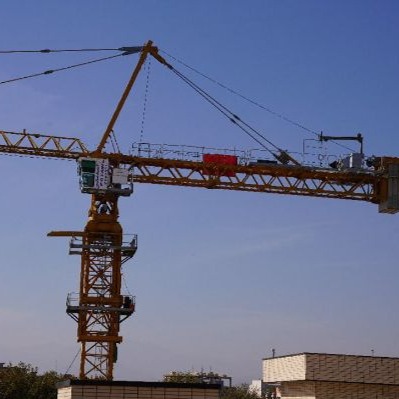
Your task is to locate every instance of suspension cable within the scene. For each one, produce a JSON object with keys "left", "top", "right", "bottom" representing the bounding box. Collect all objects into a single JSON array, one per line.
[
  {"left": 161, "top": 49, "right": 318, "bottom": 135},
  {"left": 110, "top": 130, "right": 121, "bottom": 154},
  {"left": 0, "top": 52, "right": 138, "bottom": 86},
  {"left": 0, "top": 46, "right": 142, "bottom": 54},
  {"left": 184, "top": 70, "right": 282, "bottom": 152},
  {"left": 64, "top": 347, "right": 81, "bottom": 376},
  {"left": 169, "top": 66, "right": 285, "bottom": 159},
  {"left": 161, "top": 49, "right": 356, "bottom": 153},
  {"left": 122, "top": 273, "right": 133, "bottom": 297}
]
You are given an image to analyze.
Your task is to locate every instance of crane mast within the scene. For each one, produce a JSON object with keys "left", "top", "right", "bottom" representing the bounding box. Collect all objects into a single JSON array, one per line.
[
  {"left": 50, "top": 192, "right": 136, "bottom": 379},
  {"left": 1, "top": 40, "right": 399, "bottom": 380},
  {"left": 80, "top": 191, "right": 137, "bottom": 378}
]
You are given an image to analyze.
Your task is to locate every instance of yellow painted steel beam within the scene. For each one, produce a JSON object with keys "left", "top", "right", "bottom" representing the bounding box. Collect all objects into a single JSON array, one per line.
[
  {"left": 95, "top": 41, "right": 171, "bottom": 154},
  {"left": 0, "top": 130, "right": 88, "bottom": 159},
  {"left": 48, "top": 231, "right": 85, "bottom": 237},
  {"left": 78, "top": 335, "right": 123, "bottom": 343}
]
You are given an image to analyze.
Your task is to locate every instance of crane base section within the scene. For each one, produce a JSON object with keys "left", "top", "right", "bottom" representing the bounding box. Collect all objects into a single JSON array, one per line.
[{"left": 57, "top": 380, "right": 222, "bottom": 399}]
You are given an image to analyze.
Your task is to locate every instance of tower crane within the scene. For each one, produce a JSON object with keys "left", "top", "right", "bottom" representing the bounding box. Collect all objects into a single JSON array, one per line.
[{"left": 1, "top": 40, "right": 399, "bottom": 381}]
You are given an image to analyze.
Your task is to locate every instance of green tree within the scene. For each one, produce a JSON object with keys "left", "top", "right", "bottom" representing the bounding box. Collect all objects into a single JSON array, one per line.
[
  {"left": 163, "top": 371, "right": 202, "bottom": 383},
  {"left": 163, "top": 370, "right": 233, "bottom": 385},
  {"left": 0, "top": 362, "right": 69, "bottom": 399},
  {"left": 221, "top": 384, "right": 261, "bottom": 399},
  {"left": 163, "top": 372, "right": 260, "bottom": 399}
]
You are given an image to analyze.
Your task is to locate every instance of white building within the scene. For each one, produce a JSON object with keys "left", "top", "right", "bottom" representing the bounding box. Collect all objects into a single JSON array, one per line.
[{"left": 262, "top": 352, "right": 399, "bottom": 399}]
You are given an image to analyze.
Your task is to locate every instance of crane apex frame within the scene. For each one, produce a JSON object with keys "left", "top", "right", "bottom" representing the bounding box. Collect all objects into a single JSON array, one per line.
[{"left": 1, "top": 40, "right": 399, "bottom": 380}]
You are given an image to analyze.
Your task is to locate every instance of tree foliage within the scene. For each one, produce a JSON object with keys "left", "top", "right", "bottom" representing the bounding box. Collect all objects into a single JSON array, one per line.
[
  {"left": 163, "top": 371, "right": 203, "bottom": 384},
  {"left": 221, "top": 384, "right": 261, "bottom": 399},
  {"left": 163, "top": 372, "right": 260, "bottom": 399},
  {"left": 0, "top": 362, "right": 68, "bottom": 399}
]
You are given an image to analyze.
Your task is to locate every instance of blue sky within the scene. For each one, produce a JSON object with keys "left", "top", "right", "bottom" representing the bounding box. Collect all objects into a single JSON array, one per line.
[{"left": 1, "top": 0, "right": 399, "bottom": 384}]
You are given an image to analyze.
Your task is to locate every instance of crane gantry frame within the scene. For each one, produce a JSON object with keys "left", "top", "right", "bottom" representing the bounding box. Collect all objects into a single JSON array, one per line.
[{"left": 1, "top": 40, "right": 399, "bottom": 380}]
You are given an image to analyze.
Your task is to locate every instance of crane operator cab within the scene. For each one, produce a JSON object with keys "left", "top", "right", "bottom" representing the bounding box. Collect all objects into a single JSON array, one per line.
[{"left": 77, "top": 158, "right": 133, "bottom": 196}]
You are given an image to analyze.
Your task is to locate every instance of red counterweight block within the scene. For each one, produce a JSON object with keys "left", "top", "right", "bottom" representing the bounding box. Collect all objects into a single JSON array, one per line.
[{"left": 202, "top": 154, "right": 238, "bottom": 177}]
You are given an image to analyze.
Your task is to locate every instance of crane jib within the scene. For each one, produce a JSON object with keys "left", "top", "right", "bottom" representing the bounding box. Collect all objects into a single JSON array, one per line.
[{"left": 0, "top": 130, "right": 397, "bottom": 211}]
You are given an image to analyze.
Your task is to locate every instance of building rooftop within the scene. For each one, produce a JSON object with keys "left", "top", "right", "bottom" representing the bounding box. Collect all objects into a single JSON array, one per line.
[
  {"left": 262, "top": 352, "right": 399, "bottom": 361},
  {"left": 56, "top": 379, "right": 222, "bottom": 390}
]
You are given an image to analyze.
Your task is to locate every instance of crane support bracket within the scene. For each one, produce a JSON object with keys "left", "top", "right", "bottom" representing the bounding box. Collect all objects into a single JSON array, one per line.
[{"left": 379, "top": 163, "right": 399, "bottom": 214}]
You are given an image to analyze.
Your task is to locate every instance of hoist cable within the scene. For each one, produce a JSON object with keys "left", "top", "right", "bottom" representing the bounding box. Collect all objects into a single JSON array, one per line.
[
  {"left": 140, "top": 58, "right": 151, "bottom": 143},
  {"left": 0, "top": 53, "right": 129, "bottom": 86},
  {"left": 161, "top": 49, "right": 356, "bottom": 153}
]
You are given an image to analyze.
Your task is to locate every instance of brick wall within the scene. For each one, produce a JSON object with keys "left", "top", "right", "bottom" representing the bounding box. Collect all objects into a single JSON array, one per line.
[
  {"left": 314, "top": 381, "right": 399, "bottom": 399},
  {"left": 306, "top": 353, "right": 399, "bottom": 384},
  {"left": 276, "top": 381, "right": 315, "bottom": 399},
  {"left": 275, "top": 380, "right": 399, "bottom": 399},
  {"left": 57, "top": 380, "right": 221, "bottom": 399}
]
